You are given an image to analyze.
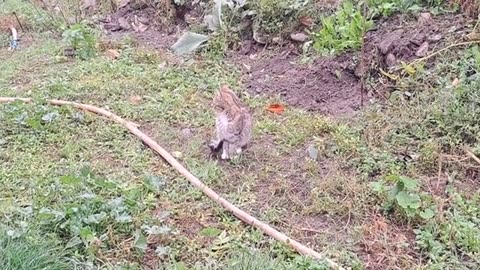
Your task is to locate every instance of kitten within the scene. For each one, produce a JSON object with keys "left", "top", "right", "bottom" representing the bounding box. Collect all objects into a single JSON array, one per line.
[{"left": 209, "top": 85, "right": 252, "bottom": 160}]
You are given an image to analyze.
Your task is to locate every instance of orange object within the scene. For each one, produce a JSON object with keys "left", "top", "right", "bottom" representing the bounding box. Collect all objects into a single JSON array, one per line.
[{"left": 266, "top": 104, "right": 285, "bottom": 114}]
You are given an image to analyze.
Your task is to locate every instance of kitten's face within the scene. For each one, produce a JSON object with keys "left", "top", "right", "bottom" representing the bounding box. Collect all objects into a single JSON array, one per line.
[{"left": 213, "top": 85, "right": 242, "bottom": 113}]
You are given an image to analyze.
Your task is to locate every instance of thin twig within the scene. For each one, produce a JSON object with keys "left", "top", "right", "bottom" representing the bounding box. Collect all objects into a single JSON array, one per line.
[
  {"left": 12, "top": 12, "right": 25, "bottom": 32},
  {"left": 436, "top": 155, "right": 442, "bottom": 190},
  {"left": 359, "top": 1, "right": 369, "bottom": 108},
  {"left": 0, "top": 97, "right": 343, "bottom": 270},
  {"left": 410, "top": 41, "right": 480, "bottom": 64}
]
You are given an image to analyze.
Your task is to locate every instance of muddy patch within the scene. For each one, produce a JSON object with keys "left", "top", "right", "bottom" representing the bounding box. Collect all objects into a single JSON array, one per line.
[{"left": 240, "top": 52, "right": 361, "bottom": 116}]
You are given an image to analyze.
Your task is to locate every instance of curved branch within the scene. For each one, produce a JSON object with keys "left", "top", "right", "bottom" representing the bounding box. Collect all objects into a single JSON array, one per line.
[{"left": 0, "top": 97, "right": 343, "bottom": 270}]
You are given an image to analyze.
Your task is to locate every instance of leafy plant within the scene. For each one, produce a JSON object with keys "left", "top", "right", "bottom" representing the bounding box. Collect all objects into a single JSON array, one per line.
[
  {"left": 62, "top": 22, "right": 97, "bottom": 60},
  {"left": 415, "top": 193, "right": 480, "bottom": 269},
  {"left": 312, "top": 1, "right": 373, "bottom": 55},
  {"left": 371, "top": 175, "right": 436, "bottom": 220}
]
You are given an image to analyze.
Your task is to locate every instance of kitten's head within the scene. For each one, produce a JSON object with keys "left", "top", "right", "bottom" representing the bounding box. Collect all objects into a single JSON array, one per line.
[{"left": 213, "top": 85, "right": 243, "bottom": 114}]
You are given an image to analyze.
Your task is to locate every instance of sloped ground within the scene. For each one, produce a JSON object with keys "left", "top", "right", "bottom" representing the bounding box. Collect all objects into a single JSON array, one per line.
[{"left": 1, "top": 1, "right": 480, "bottom": 270}]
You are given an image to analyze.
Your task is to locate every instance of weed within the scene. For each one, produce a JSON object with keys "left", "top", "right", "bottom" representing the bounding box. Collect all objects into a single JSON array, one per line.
[
  {"left": 371, "top": 175, "right": 436, "bottom": 220},
  {"left": 415, "top": 192, "right": 480, "bottom": 269},
  {"left": 0, "top": 230, "right": 71, "bottom": 270},
  {"left": 61, "top": 22, "right": 97, "bottom": 60},
  {"left": 312, "top": 1, "right": 373, "bottom": 55}
]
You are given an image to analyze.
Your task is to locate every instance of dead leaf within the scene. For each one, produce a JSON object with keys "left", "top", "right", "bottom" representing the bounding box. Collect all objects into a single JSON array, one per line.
[
  {"left": 415, "top": 41, "right": 429, "bottom": 57},
  {"left": 105, "top": 49, "right": 120, "bottom": 59},
  {"left": 466, "top": 32, "right": 480, "bottom": 41},
  {"left": 266, "top": 104, "right": 285, "bottom": 114},
  {"left": 299, "top": 15, "right": 313, "bottom": 27},
  {"left": 128, "top": 95, "right": 142, "bottom": 105}
]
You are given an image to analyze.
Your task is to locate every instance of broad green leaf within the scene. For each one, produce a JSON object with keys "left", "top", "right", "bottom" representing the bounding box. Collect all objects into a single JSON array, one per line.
[
  {"left": 144, "top": 175, "right": 166, "bottom": 192},
  {"left": 60, "top": 175, "right": 81, "bottom": 185},
  {"left": 41, "top": 111, "right": 59, "bottom": 123},
  {"left": 200, "top": 227, "right": 222, "bottom": 237},
  {"left": 134, "top": 230, "right": 148, "bottom": 251},
  {"left": 155, "top": 246, "right": 170, "bottom": 256},
  {"left": 399, "top": 176, "right": 418, "bottom": 190},
  {"left": 370, "top": 181, "right": 384, "bottom": 192},
  {"left": 419, "top": 209, "right": 435, "bottom": 220},
  {"left": 171, "top": 32, "right": 209, "bottom": 55},
  {"left": 142, "top": 225, "right": 171, "bottom": 235},
  {"left": 65, "top": 236, "right": 82, "bottom": 248},
  {"left": 83, "top": 212, "right": 107, "bottom": 224},
  {"left": 396, "top": 191, "right": 421, "bottom": 209}
]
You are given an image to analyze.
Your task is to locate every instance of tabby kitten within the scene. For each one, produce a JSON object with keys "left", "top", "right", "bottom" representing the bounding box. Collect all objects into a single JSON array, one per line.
[{"left": 209, "top": 85, "right": 252, "bottom": 160}]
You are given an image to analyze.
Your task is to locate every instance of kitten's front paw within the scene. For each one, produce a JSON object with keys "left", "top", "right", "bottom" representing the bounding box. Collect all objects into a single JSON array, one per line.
[{"left": 221, "top": 152, "right": 229, "bottom": 160}]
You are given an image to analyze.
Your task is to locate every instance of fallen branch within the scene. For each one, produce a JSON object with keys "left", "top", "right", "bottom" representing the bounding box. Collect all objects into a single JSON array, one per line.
[
  {"left": 464, "top": 146, "right": 480, "bottom": 166},
  {"left": 0, "top": 97, "right": 343, "bottom": 270}
]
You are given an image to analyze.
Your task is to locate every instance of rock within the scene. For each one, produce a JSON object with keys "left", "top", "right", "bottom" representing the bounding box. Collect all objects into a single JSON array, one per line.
[
  {"left": 410, "top": 33, "right": 426, "bottom": 46},
  {"left": 415, "top": 42, "right": 429, "bottom": 57},
  {"left": 385, "top": 53, "right": 397, "bottom": 67},
  {"left": 118, "top": 17, "right": 131, "bottom": 30},
  {"left": 299, "top": 16, "right": 314, "bottom": 28},
  {"left": 290, "top": 32, "right": 309, "bottom": 42},
  {"left": 428, "top": 34, "right": 442, "bottom": 42},
  {"left": 181, "top": 128, "right": 193, "bottom": 139},
  {"left": 130, "top": 0, "right": 148, "bottom": 9},
  {"left": 105, "top": 49, "right": 120, "bottom": 59},
  {"left": 418, "top": 12, "right": 432, "bottom": 25},
  {"left": 378, "top": 29, "right": 404, "bottom": 54}
]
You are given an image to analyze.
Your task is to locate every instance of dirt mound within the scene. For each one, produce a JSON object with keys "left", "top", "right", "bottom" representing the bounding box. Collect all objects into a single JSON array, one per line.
[
  {"left": 240, "top": 52, "right": 361, "bottom": 116},
  {"left": 364, "top": 13, "right": 470, "bottom": 71},
  {"left": 236, "top": 13, "right": 471, "bottom": 116}
]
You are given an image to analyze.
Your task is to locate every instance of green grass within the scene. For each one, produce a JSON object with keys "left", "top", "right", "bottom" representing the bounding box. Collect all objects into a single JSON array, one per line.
[{"left": 0, "top": 231, "right": 71, "bottom": 270}]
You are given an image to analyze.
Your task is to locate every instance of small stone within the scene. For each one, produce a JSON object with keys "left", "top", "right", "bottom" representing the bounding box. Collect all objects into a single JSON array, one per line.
[
  {"left": 118, "top": 17, "right": 131, "bottom": 30},
  {"left": 428, "top": 34, "right": 442, "bottom": 42},
  {"left": 272, "top": 37, "right": 282, "bottom": 44},
  {"left": 415, "top": 41, "right": 429, "bottom": 57},
  {"left": 378, "top": 29, "right": 404, "bottom": 54},
  {"left": 418, "top": 12, "right": 432, "bottom": 25},
  {"left": 385, "top": 53, "right": 397, "bottom": 67},
  {"left": 105, "top": 49, "right": 120, "bottom": 59},
  {"left": 172, "top": 151, "right": 182, "bottom": 158},
  {"left": 290, "top": 32, "right": 309, "bottom": 42},
  {"left": 181, "top": 128, "right": 192, "bottom": 139}
]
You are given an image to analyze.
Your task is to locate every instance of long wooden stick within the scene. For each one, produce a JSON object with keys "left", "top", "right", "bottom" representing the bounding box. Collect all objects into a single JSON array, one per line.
[{"left": 0, "top": 97, "right": 343, "bottom": 270}]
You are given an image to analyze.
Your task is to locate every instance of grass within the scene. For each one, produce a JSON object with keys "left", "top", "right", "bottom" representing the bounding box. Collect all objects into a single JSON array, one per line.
[
  {"left": 1, "top": 0, "right": 480, "bottom": 269},
  {"left": 0, "top": 231, "right": 71, "bottom": 270}
]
